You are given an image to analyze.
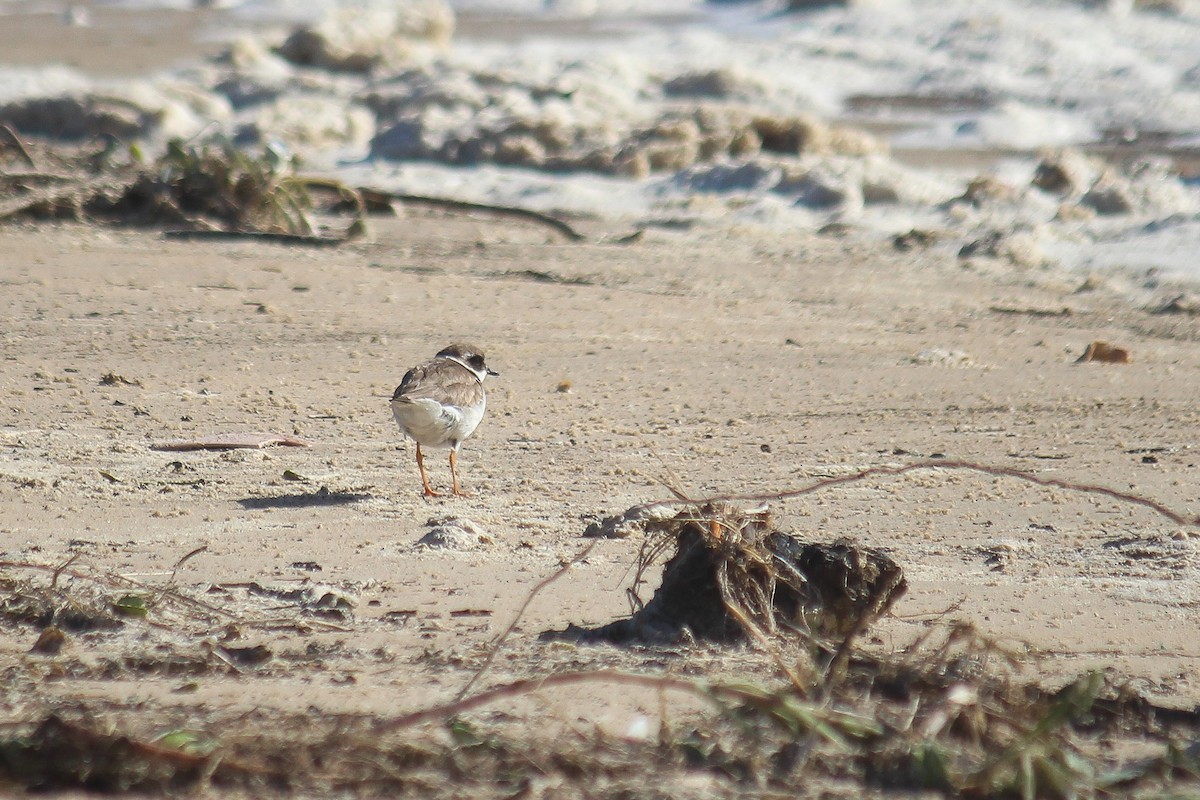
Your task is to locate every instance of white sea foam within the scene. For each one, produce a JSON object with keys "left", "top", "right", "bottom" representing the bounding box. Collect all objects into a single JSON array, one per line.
[
  {"left": 2, "top": 0, "right": 1198, "bottom": 285},
  {"left": 0, "top": 64, "right": 90, "bottom": 104}
]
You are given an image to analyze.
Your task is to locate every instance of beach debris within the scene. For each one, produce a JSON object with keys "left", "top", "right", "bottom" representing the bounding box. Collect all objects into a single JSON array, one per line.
[
  {"left": 1080, "top": 178, "right": 1135, "bottom": 215},
  {"left": 1, "top": 575, "right": 124, "bottom": 634},
  {"left": 449, "top": 608, "right": 492, "bottom": 619},
  {"left": 151, "top": 432, "right": 311, "bottom": 451},
  {"left": 0, "top": 133, "right": 583, "bottom": 244},
  {"left": 892, "top": 228, "right": 939, "bottom": 251},
  {"left": 380, "top": 192, "right": 586, "bottom": 241},
  {"left": 246, "top": 581, "right": 356, "bottom": 620},
  {"left": 368, "top": 81, "right": 880, "bottom": 183},
  {"left": 3, "top": 664, "right": 1198, "bottom": 797},
  {"left": 1075, "top": 340, "right": 1131, "bottom": 364},
  {"left": 958, "top": 229, "right": 1049, "bottom": 268},
  {"left": 3, "top": 467, "right": 1200, "bottom": 796},
  {"left": 551, "top": 502, "right": 906, "bottom": 644},
  {"left": 276, "top": 0, "right": 454, "bottom": 73},
  {"left": 0, "top": 136, "right": 369, "bottom": 244},
  {"left": 216, "top": 643, "right": 273, "bottom": 667},
  {"left": 115, "top": 138, "right": 362, "bottom": 238},
  {"left": 416, "top": 516, "right": 493, "bottom": 550},
  {"left": 1149, "top": 292, "right": 1200, "bottom": 315},
  {"left": 30, "top": 626, "right": 66, "bottom": 655},
  {"left": 99, "top": 373, "right": 141, "bottom": 387},
  {"left": 0, "top": 122, "right": 37, "bottom": 167},
  {"left": 0, "top": 96, "right": 159, "bottom": 143},
  {"left": 1031, "top": 148, "right": 1103, "bottom": 195},
  {"left": 111, "top": 594, "right": 149, "bottom": 618},
  {"left": 663, "top": 67, "right": 766, "bottom": 100},
  {"left": 908, "top": 347, "right": 974, "bottom": 368},
  {"left": 989, "top": 304, "right": 1073, "bottom": 317},
  {"left": 582, "top": 502, "right": 677, "bottom": 539}
]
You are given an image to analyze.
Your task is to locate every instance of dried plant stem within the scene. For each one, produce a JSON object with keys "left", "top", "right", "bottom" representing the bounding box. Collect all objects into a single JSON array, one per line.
[
  {"left": 31, "top": 716, "right": 268, "bottom": 780},
  {"left": 0, "top": 558, "right": 351, "bottom": 633},
  {"left": 633, "top": 459, "right": 1200, "bottom": 528},
  {"left": 387, "top": 669, "right": 721, "bottom": 734},
  {"left": 0, "top": 123, "right": 36, "bottom": 168},
  {"left": 50, "top": 553, "right": 81, "bottom": 589},
  {"left": 455, "top": 539, "right": 599, "bottom": 701},
  {"left": 715, "top": 566, "right": 814, "bottom": 695},
  {"left": 166, "top": 546, "right": 207, "bottom": 588},
  {"left": 373, "top": 190, "right": 587, "bottom": 242}
]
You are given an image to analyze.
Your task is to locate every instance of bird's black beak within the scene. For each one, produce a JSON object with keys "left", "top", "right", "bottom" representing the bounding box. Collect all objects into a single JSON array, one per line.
[{"left": 487, "top": 368, "right": 500, "bottom": 377}]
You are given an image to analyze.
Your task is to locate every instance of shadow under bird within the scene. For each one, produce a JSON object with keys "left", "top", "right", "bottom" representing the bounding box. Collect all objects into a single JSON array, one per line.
[{"left": 390, "top": 343, "right": 498, "bottom": 497}]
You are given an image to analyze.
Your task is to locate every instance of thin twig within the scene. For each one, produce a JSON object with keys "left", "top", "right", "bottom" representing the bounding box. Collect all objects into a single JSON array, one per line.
[
  {"left": 153, "top": 545, "right": 208, "bottom": 607},
  {"left": 626, "top": 460, "right": 1200, "bottom": 528},
  {"left": 162, "top": 229, "right": 348, "bottom": 247},
  {"left": 371, "top": 190, "right": 587, "bottom": 242},
  {"left": 715, "top": 565, "right": 814, "bottom": 695},
  {"left": 625, "top": 532, "right": 674, "bottom": 612},
  {"left": 0, "top": 558, "right": 354, "bottom": 630},
  {"left": 0, "top": 123, "right": 36, "bottom": 168},
  {"left": 640, "top": 435, "right": 694, "bottom": 502},
  {"left": 455, "top": 539, "right": 599, "bottom": 701},
  {"left": 893, "top": 596, "right": 967, "bottom": 621},
  {"left": 820, "top": 562, "right": 908, "bottom": 693},
  {"left": 167, "top": 546, "right": 208, "bottom": 588},
  {"left": 50, "top": 553, "right": 81, "bottom": 589},
  {"left": 383, "top": 669, "right": 717, "bottom": 734}
]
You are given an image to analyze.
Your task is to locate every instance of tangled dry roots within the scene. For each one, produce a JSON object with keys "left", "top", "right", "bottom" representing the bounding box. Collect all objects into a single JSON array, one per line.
[{"left": 546, "top": 502, "right": 907, "bottom": 646}]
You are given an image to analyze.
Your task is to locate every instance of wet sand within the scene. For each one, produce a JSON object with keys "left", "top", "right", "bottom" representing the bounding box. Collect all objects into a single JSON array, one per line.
[{"left": 0, "top": 6, "right": 239, "bottom": 76}]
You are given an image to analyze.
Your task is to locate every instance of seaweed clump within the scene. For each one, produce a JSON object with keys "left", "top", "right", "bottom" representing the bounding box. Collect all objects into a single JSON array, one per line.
[
  {"left": 0, "top": 136, "right": 367, "bottom": 241},
  {"left": 546, "top": 502, "right": 906, "bottom": 646}
]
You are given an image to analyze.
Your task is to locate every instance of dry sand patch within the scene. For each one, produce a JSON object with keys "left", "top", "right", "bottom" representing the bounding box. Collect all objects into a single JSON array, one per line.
[{"left": 0, "top": 213, "right": 1198, "bottom": 795}]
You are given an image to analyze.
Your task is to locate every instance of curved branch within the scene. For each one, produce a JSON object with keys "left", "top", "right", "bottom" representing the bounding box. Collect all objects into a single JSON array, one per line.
[{"left": 630, "top": 459, "right": 1200, "bottom": 528}]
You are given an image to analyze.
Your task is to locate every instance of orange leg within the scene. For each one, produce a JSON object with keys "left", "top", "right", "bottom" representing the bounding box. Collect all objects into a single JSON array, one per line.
[
  {"left": 416, "top": 444, "right": 440, "bottom": 497},
  {"left": 449, "top": 450, "right": 465, "bottom": 497}
]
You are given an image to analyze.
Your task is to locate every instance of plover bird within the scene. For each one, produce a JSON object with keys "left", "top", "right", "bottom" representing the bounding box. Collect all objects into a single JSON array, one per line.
[{"left": 390, "top": 343, "right": 498, "bottom": 497}]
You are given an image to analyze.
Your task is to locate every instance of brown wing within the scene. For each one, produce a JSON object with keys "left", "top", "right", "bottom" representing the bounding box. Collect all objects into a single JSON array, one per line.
[{"left": 392, "top": 358, "right": 484, "bottom": 408}]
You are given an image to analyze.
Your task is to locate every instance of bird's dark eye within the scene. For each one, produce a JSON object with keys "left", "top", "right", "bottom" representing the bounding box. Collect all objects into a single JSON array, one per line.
[{"left": 469, "top": 355, "right": 485, "bottom": 369}]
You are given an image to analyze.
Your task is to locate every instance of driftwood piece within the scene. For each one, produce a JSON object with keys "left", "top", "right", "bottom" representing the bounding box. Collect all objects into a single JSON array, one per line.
[
  {"left": 150, "top": 433, "right": 311, "bottom": 452},
  {"left": 362, "top": 188, "right": 587, "bottom": 242},
  {"left": 161, "top": 230, "right": 349, "bottom": 247}
]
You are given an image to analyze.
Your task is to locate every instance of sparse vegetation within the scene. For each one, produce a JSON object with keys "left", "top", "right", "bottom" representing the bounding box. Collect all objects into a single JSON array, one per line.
[
  {"left": 0, "top": 135, "right": 365, "bottom": 241},
  {"left": 2, "top": 465, "right": 1199, "bottom": 797},
  {"left": 0, "top": 133, "right": 587, "bottom": 242}
]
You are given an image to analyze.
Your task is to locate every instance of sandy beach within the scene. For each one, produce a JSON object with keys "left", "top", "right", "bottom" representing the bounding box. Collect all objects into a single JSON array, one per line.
[
  {"left": 2, "top": 1, "right": 1200, "bottom": 795},
  {"left": 0, "top": 205, "right": 1197, "bottom": 789}
]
